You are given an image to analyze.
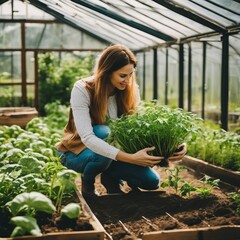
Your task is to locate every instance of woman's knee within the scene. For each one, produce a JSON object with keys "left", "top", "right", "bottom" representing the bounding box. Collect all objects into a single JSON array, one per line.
[
  {"left": 93, "top": 154, "right": 112, "bottom": 171},
  {"left": 142, "top": 171, "right": 160, "bottom": 190},
  {"left": 93, "top": 125, "right": 110, "bottom": 139}
]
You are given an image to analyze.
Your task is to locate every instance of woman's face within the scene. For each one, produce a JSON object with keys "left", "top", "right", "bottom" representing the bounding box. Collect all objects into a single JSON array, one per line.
[{"left": 110, "top": 63, "right": 134, "bottom": 93}]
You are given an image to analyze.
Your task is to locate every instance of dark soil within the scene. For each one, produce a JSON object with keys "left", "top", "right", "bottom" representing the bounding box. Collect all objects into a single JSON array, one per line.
[
  {"left": 1, "top": 162, "right": 239, "bottom": 239},
  {"left": 83, "top": 163, "right": 240, "bottom": 240}
]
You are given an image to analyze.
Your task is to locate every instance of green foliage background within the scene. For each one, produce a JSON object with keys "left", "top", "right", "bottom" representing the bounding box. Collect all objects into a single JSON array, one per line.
[{"left": 38, "top": 52, "right": 94, "bottom": 115}]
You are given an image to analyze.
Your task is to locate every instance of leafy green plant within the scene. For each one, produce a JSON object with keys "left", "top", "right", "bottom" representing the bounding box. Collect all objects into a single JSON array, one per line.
[
  {"left": 195, "top": 175, "right": 219, "bottom": 199},
  {"left": 38, "top": 52, "right": 94, "bottom": 115},
  {"left": 54, "top": 169, "right": 79, "bottom": 210},
  {"left": 161, "top": 167, "right": 186, "bottom": 194},
  {"left": 108, "top": 102, "right": 201, "bottom": 166},
  {"left": 180, "top": 182, "right": 196, "bottom": 198},
  {"left": 0, "top": 109, "right": 82, "bottom": 237},
  {"left": 187, "top": 122, "right": 240, "bottom": 171},
  {"left": 10, "top": 216, "right": 42, "bottom": 237},
  {"left": 228, "top": 192, "right": 240, "bottom": 215},
  {"left": 6, "top": 192, "right": 56, "bottom": 216},
  {"left": 61, "top": 203, "right": 81, "bottom": 219}
]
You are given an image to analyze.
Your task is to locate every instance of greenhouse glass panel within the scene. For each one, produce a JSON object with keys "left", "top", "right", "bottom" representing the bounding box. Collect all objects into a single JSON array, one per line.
[
  {"left": 0, "top": 85, "right": 14, "bottom": 107},
  {"left": 0, "top": 23, "right": 21, "bottom": 49},
  {"left": 25, "top": 23, "right": 46, "bottom": 49},
  {"left": 0, "top": 51, "right": 21, "bottom": 83},
  {"left": 26, "top": 52, "right": 35, "bottom": 83},
  {"left": 36, "top": 0, "right": 163, "bottom": 49},
  {"left": 144, "top": 50, "right": 154, "bottom": 101},
  {"left": 174, "top": 0, "right": 239, "bottom": 27},
  {"left": 26, "top": 84, "right": 35, "bottom": 107},
  {"left": 142, "top": 0, "right": 212, "bottom": 34},
  {"left": 0, "top": 0, "right": 54, "bottom": 19},
  {"left": 229, "top": 34, "right": 240, "bottom": 131},
  {"left": 205, "top": 43, "right": 221, "bottom": 124},
  {"left": 0, "top": 85, "right": 23, "bottom": 106},
  {"left": 184, "top": 44, "right": 189, "bottom": 111},
  {"left": 191, "top": 42, "right": 203, "bottom": 116},
  {"left": 26, "top": 22, "right": 106, "bottom": 49},
  {"left": 97, "top": 0, "right": 211, "bottom": 37},
  {"left": 135, "top": 52, "right": 144, "bottom": 99},
  {"left": 11, "top": 85, "right": 22, "bottom": 106},
  {"left": 167, "top": 47, "right": 178, "bottom": 108},
  {"left": 157, "top": 48, "right": 167, "bottom": 105}
]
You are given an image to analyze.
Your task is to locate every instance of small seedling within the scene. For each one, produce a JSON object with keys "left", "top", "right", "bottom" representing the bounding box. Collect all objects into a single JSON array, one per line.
[
  {"left": 196, "top": 175, "right": 219, "bottom": 199},
  {"left": 228, "top": 192, "right": 240, "bottom": 215}
]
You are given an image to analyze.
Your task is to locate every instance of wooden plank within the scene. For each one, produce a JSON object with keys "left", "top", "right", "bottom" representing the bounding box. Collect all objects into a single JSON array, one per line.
[
  {"left": 0, "top": 232, "right": 103, "bottom": 240},
  {"left": 142, "top": 228, "right": 198, "bottom": 240},
  {"left": 202, "top": 225, "right": 240, "bottom": 240},
  {"left": 142, "top": 226, "right": 240, "bottom": 240},
  {"left": 76, "top": 188, "right": 106, "bottom": 237},
  {"left": 182, "top": 156, "right": 240, "bottom": 187}
]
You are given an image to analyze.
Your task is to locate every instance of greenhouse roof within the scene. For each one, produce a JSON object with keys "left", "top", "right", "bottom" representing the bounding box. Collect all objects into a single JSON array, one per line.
[{"left": 0, "top": 0, "right": 240, "bottom": 50}]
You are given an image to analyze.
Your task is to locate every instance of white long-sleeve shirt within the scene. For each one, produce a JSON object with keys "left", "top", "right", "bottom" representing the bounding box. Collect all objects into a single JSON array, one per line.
[{"left": 71, "top": 78, "right": 130, "bottom": 160}]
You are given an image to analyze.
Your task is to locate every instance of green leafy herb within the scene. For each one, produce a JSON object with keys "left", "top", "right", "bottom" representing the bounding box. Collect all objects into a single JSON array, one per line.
[
  {"left": 61, "top": 203, "right": 81, "bottom": 219},
  {"left": 108, "top": 102, "right": 201, "bottom": 166},
  {"left": 6, "top": 191, "right": 56, "bottom": 216}
]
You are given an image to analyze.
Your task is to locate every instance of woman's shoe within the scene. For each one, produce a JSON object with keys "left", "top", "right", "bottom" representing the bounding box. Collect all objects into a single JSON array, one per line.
[
  {"left": 81, "top": 177, "right": 99, "bottom": 198},
  {"left": 101, "top": 172, "right": 124, "bottom": 194}
]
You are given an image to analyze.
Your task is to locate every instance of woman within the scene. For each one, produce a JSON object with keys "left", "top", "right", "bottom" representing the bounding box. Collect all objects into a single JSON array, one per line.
[{"left": 56, "top": 44, "right": 186, "bottom": 197}]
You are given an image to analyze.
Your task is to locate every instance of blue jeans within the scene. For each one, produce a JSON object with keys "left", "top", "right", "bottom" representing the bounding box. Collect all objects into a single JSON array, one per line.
[{"left": 58, "top": 125, "right": 160, "bottom": 190}]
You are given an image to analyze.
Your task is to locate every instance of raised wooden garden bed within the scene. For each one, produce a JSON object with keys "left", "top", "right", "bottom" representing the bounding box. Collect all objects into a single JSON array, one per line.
[
  {"left": 0, "top": 190, "right": 105, "bottom": 240},
  {"left": 0, "top": 107, "right": 38, "bottom": 128},
  {"left": 182, "top": 156, "right": 240, "bottom": 187},
  {"left": 83, "top": 159, "right": 240, "bottom": 240},
  {"left": 142, "top": 225, "right": 240, "bottom": 240}
]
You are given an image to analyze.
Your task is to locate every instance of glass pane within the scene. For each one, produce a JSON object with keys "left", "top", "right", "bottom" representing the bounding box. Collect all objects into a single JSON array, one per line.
[
  {"left": 26, "top": 52, "right": 35, "bottom": 83},
  {"left": 0, "top": 51, "right": 21, "bottom": 83},
  {"left": 0, "top": 0, "right": 54, "bottom": 20},
  {"left": 0, "top": 85, "right": 14, "bottom": 107},
  {"left": 167, "top": 47, "right": 178, "bottom": 108},
  {"left": 0, "top": 85, "right": 23, "bottom": 106},
  {"left": 174, "top": 0, "right": 238, "bottom": 26},
  {"left": 184, "top": 44, "right": 189, "bottom": 111},
  {"left": 25, "top": 23, "right": 108, "bottom": 49},
  {"left": 144, "top": 50, "right": 153, "bottom": 101},
  {"left": 229, "top": 34, "right": 240, "bottom": 131},
  {"left": 0, "top": 23, "right": 21, "bottom": 49},
  {"left": 157, "top": 48, "right": 167, "bottom": 105},
  {"left": 205, "top": 43, "right": 221, "bottom": 124},
  {"left": 191, "top": 42, "right": 203, "bottom": 116},
  {"left": 135, "top": 52, "right": 144, "bottom": 99},
  {"left": 27, "top": 84, "right": 35, "bottom": 107}
]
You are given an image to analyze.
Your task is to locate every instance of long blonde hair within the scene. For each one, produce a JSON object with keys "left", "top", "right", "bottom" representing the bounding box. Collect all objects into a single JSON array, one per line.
[{"left": 86, "top": 45, "right": 138, "bottom": 125}]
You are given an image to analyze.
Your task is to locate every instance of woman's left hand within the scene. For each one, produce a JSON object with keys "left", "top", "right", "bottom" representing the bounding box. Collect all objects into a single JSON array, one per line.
[{"left": 168, "top": 143, "right": 187, "bottom": 162}]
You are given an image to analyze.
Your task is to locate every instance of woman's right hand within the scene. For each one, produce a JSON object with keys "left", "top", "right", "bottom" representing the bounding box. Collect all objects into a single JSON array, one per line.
[{"left": 116, "top": 147, "right": 164, "bottom": 167}]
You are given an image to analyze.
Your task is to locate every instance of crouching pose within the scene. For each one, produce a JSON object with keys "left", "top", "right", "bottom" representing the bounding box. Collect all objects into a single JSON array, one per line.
[{"left": 55, "top": 44, "right": 187, "bottom": 197}]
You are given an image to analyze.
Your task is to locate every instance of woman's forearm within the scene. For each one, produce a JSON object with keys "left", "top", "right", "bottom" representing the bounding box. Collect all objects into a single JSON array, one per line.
[{"left": 116, "top": 150, "right": 135, "bottom": 164}]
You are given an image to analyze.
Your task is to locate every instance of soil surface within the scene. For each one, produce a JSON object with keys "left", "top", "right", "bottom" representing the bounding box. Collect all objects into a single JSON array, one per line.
[
  {"left": 82, "top": 162, "right": 240, "bottom": 240},
  {"left": 1, "top": 162, "right": 239, "bottom": 239}
]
